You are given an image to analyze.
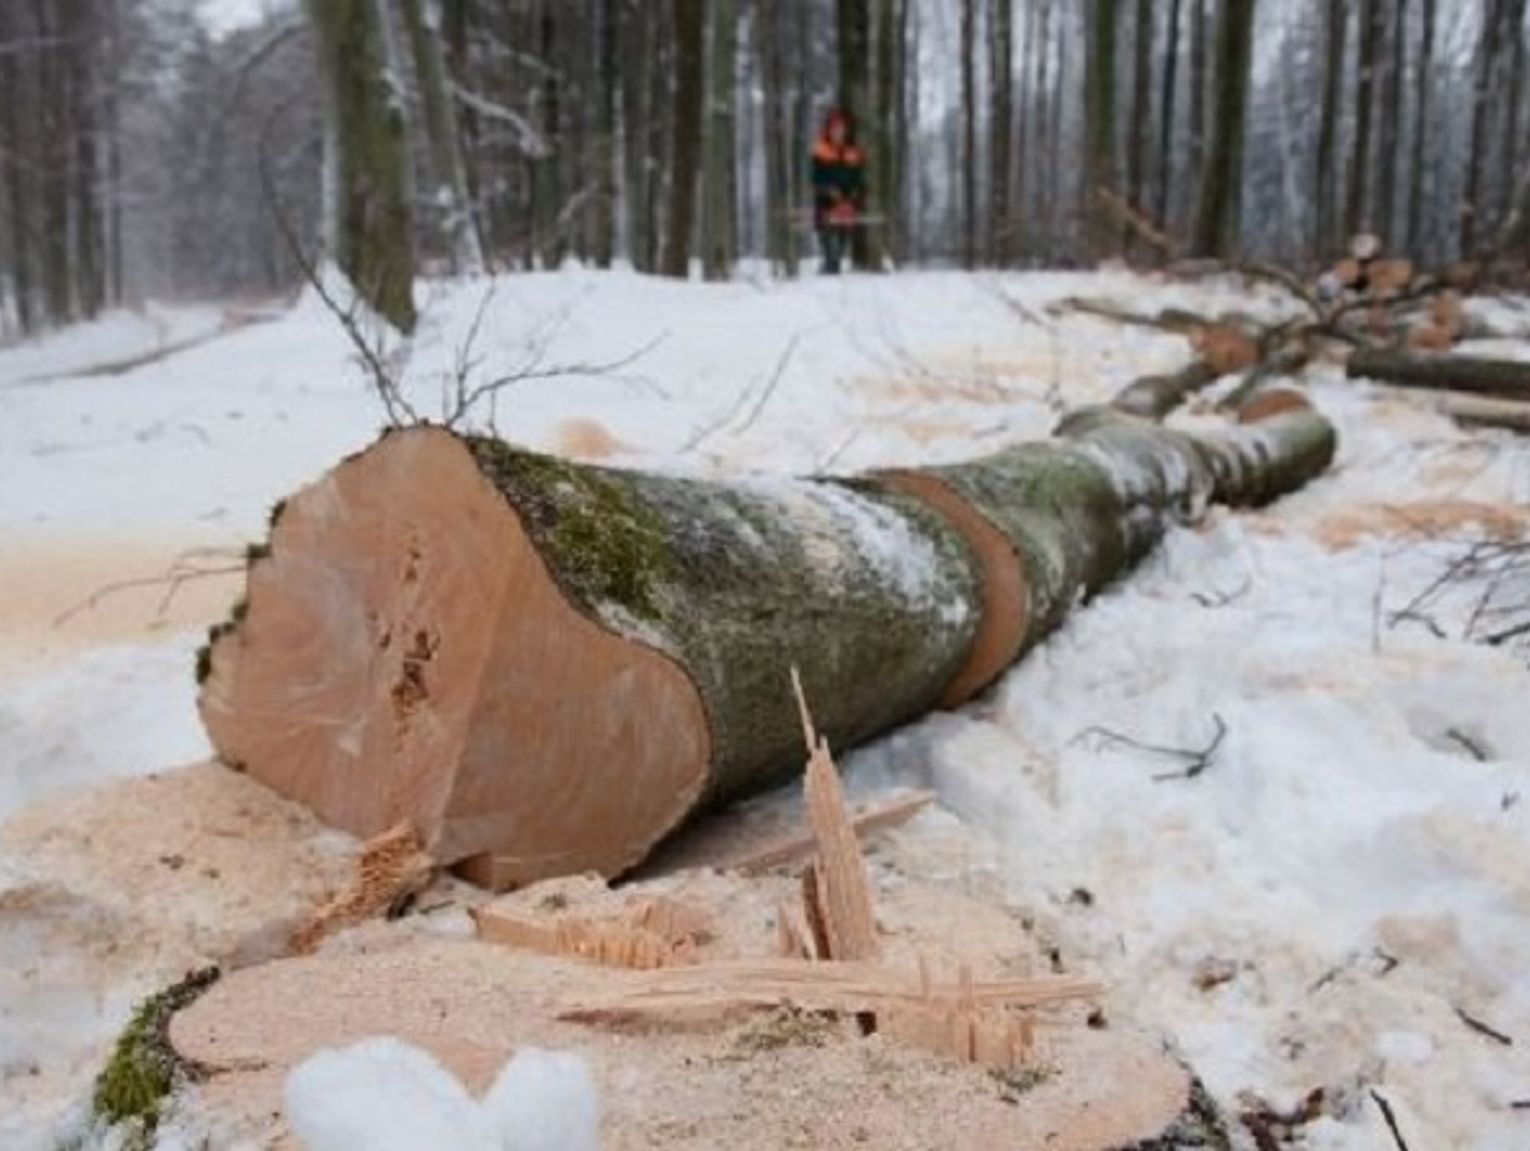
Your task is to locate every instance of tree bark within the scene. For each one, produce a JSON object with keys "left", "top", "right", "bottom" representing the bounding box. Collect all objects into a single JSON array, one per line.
[
  {"left": 1083, "top": 0, "right": 1117, "bottom": 262},
  {"left": 1347, "top": 348, "right": 1530, "bottom": 400},
  {"left": 989, "top": 0, "right": 1014, "bottom": 264},
  {"left": 199, "top": 408, "right": 1335, "bottom": 884},
  {"left": 960, "top": 0, "right": 978, "bottom": 268},
  {"left": 1406, "top": 0, "right": 1435, "bottom": 256},
  {"left": 760, "top": 0, "right": 791, "bottom": 275},
  {"left": 1156, "top": 0, "right": 1181, "bottom": 241},
  {"left": 836, "top": 0, "right": 881, "bottom": 269},
  {"left": 703, "top": 0, "right": 738, "bottom": 280},
  {"left": 306, "top": 0, "right": 417, "bottom": 332},
  {"left": 593, "top": 0, "right": 617, "bottom": 269},
  {"left": 402, "top": 0, "right": 485, "bottom": 276},
  {"left": 1315, "top": 0, "right": 1345, "bottom": 258},
  {"left": 661, "top": 0, "right": 705, "bottom": 278},
  {"left": 1345, "top": 0, "right": 1382, "bottom": 241},
  {"left": 1126, "top": 0, "right": 1153, "bottom": 259},
  {"left": 1377, "top": 0, "right": 1404, "bottom": 248},
  {"left": 1191, "top": 0, "right": 1253, "bottom": 258}
]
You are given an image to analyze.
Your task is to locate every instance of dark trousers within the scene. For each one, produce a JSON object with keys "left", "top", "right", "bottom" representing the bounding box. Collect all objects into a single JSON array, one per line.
[{"left": 818, "top": 226, "right": 849, "bottom": 274}]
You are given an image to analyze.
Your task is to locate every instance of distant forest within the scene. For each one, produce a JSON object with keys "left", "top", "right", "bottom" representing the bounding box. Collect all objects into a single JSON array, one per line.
[{"left": 3, "top": 1, "right": 1529, "bottom": 334}]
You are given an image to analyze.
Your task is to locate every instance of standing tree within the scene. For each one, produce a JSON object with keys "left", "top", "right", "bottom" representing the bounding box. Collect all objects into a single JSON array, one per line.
[
  {"left": 1315, "top": 0, "right": 1346, "bottom": 257},
  {"left": 661, "top": 0, "right": 705, "bottom": 279},
  {"left": 703, "top": 0, "right": 738, "bottom": 280},
  {"left": 959, "top": 0, "right": 977, "bottom": 267},
  {"left": 402, "top": 0, "right": 484, "bottom": 275},
  {"left": 1191, "top": 0, "right": 1254, "bottom": 258},
  {"left": 837, "top": 0, "right": 881, "bottom": 269},
  {"left": 306, "top": 0, "right": 417, "bottom": 331},
  {"left": 592, "top": 0, "right": 618, "bottom": 269},
  {"left": 989, "top": 0, "right": 1014, "bottom": 264},
  {"left": 1083, "top": 0, "right": 1118, "bottom": 261},
  {"left": 1406, "top": 0, "right": 1436, "bottom": 256},
  {"left": 1126, "top": 0, "right": 1154, "bottom": 258},
  {"left": 1345, "top": 0, "right": 1382, "bottom": 242},
  {"left": 1156, "top": 0, "right": 1182, "bottom": 234}
]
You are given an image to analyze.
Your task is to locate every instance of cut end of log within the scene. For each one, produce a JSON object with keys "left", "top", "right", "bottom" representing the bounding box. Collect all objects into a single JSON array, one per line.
[
  {"left": 873, "top": 470, "right": 1026, "bottom": 707},
  {"left": 199, "top": 426, "right": 710, "bottom": 882},
  {"left": 1236, "top": 387, "right": 1314, "bottom": 425}
]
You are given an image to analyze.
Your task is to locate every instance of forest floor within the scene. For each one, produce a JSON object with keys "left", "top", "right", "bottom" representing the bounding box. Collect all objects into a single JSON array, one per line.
[{"left": 2, "top": 266, "right": 1529, "bottom": 1150}]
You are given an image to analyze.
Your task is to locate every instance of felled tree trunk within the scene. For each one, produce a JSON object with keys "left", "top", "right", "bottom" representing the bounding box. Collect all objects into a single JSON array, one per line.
[
  {"left": 1348, "top": 349, "right": 1530, "bottom": 401},
  {"left": 201, "top": 412, "right": 1335, "bottom": 886},
  {"left": 1110, "top": 358, "right": 1219, "bottom": 420}
]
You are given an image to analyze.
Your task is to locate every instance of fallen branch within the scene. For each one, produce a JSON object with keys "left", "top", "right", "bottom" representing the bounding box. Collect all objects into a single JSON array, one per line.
[
  {"left": 1076, "top": 713, "right": 1229, "bottom": 782},
  {"left": 1370, "top": 1090, "right": 1412, "bottom": 1151},
  {"left": 1456, "top": 1006, "right": 1515, "bottom": 1046},
  {"left": 1348, "top": 349, "right": 1530, "bottom": 402}
]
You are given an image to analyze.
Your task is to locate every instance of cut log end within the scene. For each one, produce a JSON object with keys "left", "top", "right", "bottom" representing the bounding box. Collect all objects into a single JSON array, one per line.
[
  {"left": 874, "top": 470, "right": 1027, "bottom": 707},
  {"left": 1236, "top": 386, "right": 1314, "bottom": 425},
  {"left": 199, "top": 426, "right": 710, "bottom": 881}
]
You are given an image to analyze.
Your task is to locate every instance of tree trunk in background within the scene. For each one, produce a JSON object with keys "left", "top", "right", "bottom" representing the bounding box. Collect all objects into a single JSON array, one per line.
[
  {"left": 661, "top": 0, "right": 704, "bottom": 279},
  {"left": 402, "top": 0, "right": 484, "bottom": 275},
  {"left": 1407, "top": 0, "right": 1434, "bottom": 257},
  {"left": 593, "top": 0, "right": 617, "bottom": 268},
  {"left": 1188, "top": 0, "right": 1207, "bottom": 203},
  {"left": 1156, "top": 0, "right": 1181, "bottom": 240},
  {"left": 1498, "top": 0, "right": 1527, "bottom": 240},
  {"left": 199, "top": 409, "right": 1335, "bottom": 883},
  {"left": 837, "top": 0, "right": 881, "bottom": 269},
  {"left": 37, "top": 0, "right": 72, "bottom": 322},
  {"left": 1035, "top": 0, "right": 1054, "bottom": 261},
  {"left": 1083, "top": 0, "right": 1117, "bottom": 262},
  {"left": 1462, "top": 0, "right": 1503, "bottom": 257},
  {"left": 989, "top": 0, "right": 1014, "bottom": 264},
  {"left": 959, "top": 0, "right": 977, "bottom": 267},
  {"left": 306, "top": 0, "right": 417, "bottom": 331},
  {"left": 0, "top": 5, "right": 34, "bottom": 332},
  {"left": 68, "top": 0, "right": 102, "bottom": 319},
  {"left": 877, "top": 0, "right": 904, "bottom": 264},
  {"left": 1315, "top": 0, "right": 1345, "bottom": 258},
  {"left": 1126, "top": 0, "right": 1153, "bottom": 259},
  {"left": 1192, "top": 0, "right": 1254, "bottom": 259},
  {"left": 1345, "top": 0, "right": 1381, "bottom": 242},
  {"left": 621, "top": 1, "right": 655, "bottom": 272},
  {"left": 533, "top": 5, "right": 563, "bottom": 267},
  {"left": 760, "top": 0, "right": 792, "bottom": 275},
  {"left": 1377, "top": 0, "right": 1404, "bottom": 248},
  {"left": 1015, "top": 0, "right": 1038, "bottom": 261},
  {"left": 703, "top": 0, "right": 738, "bottom": 280}
]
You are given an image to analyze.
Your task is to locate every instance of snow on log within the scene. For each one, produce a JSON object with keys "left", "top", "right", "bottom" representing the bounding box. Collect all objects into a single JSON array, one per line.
[
  {"left": 200, "top": 412, "right": 1335, "bottom": 884},
  {"left": 1348, "top": 348, "right": 1530, "bottom": 401}
]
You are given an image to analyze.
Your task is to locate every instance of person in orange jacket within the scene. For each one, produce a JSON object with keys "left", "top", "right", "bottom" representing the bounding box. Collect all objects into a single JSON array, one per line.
[{"left": 811, "top": 108, "right": 865, "bottom": 274}]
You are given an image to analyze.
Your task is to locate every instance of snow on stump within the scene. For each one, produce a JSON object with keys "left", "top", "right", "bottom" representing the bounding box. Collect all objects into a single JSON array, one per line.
[{"left": 199, "top": 413, "right": 1334, "bottom": 885}]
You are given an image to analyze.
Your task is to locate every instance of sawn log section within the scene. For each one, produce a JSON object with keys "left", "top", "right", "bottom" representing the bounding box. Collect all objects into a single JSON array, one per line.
[{"left": 199, "top": 407, "right": 1335, "bottom": 884}]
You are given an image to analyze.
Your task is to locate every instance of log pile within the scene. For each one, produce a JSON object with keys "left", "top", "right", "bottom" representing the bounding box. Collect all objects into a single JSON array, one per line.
[{"left": 198, "top": 403, "right": 1335, "bottom": 885}]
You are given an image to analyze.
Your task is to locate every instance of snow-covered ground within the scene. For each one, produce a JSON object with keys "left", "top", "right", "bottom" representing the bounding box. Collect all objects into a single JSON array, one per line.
[{"left": 2, "top": 267, "right": 1529, "bottom": 1150}]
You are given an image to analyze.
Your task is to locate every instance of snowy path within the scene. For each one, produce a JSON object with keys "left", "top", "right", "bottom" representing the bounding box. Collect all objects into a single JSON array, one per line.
[{"left": 3, "top": 269, "right": 1530, "bottom": 1150}]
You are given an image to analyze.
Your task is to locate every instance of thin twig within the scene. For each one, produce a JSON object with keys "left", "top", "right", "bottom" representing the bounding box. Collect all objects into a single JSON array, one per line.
[
  {"left": 1456, "top": 1006, "right": 1515, "bottom": 1046},
  {"left": 1075, "top": 714, "right": 1229, "bottom": 782},
  {"left": 1370, "top": 1090, "right": 1412, "bottom": 1151},
  {"left": 53, "top": 549, "right": 249, "bottom": 629}
]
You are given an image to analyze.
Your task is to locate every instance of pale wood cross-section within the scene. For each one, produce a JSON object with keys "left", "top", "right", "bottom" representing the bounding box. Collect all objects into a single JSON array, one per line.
[{"left": 792, "top": 667, "right": 879, "bottom": 962}]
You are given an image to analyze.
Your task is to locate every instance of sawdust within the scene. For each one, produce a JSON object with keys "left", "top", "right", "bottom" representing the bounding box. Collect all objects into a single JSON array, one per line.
[
  {"left": 0, "top": 530, "right": 243, "bottom": 682},
  {"left": 552, "top": 417, "right": 637, "bottom": 461},
  {"left": 1296, "top": 500, "right": 1530, "bottom": 549}
]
